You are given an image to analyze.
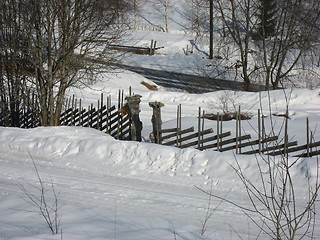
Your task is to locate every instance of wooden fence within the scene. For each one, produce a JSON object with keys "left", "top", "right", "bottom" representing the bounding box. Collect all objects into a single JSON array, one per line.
[
  {"left": 60, "top": 91, "right": 132, "bottom": 140},
  {"left": 0, "top": 89, "right": 136, "bottom": 141},
  {"left": 150, "top": 103, "right": 320, "bottom": 158},
  {"left": 88, "top": 39, "right": 163, "bottom": 55},
  {"left": 0, "top": 91, "right": 39, "bottom": 128},
  {"left": 1, "top": 90, "right": 319, "bottom": 157}
]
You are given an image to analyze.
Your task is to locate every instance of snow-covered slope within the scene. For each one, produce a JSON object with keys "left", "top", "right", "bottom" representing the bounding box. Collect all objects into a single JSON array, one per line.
[
  {"left": 1, "top": 71, "right": 319, "bottom": 239},
  {"left": 1, "top": 1, "right": 320, "bottom": 238}
]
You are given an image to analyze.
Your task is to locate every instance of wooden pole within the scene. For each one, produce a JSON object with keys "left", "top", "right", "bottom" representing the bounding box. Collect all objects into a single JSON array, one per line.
[
  {"left": 198, "top": 107, "right": 201, "bottom": 149},
  {"left": 157, "top": 105, "right": 161, "bottom": 144},
  {"left": 258, "top": 109, "right": 261, "bottom": 154},
  {"left": 220, "top": 115, "right": 223, "bottom": 151},
  {"left": 262, "top": 110, "right": 265, "bottom": 150},
  {"left": 236, "top": 108, "right": 239, "bottom": 154},
  {"left": 153, "top": 41, "right": 157, "bottom": 55},
  {"left": 97, "top": 99, "right": 100, "bottom": 130},
  {"left": 176, "top": 104, "right": 182, "bottom": 147},
  {"left": 79, "top": 99, "right": 82, "bottom": 126},
  {"left": 202, "top": 110, "right": 205, "bottom": 148},
  {"left": 118, "top": 90, "right": 121, "bottom": 110},
  {"left": 106, "top": 95, "right": 111, "bottom": 134},
  {"left": 239, "top": 106, "right": 242, "bottom": 153},
  {"left": 307, "top": 117, "right": 310, "bottom": 157},
  {"left": 217, "top": 113, "right": 220, "bottom": 151},
  {"left": 150, "top": 40, "right": 154, "bottom": 55}
]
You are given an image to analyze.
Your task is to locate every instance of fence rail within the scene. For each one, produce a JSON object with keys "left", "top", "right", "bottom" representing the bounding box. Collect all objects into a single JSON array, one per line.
[
  {"left": 1, "top": 89, "right": 319, "bottom": 158},
  {"left": 149, "top": 103, "right": 320, "bottom": 158}
]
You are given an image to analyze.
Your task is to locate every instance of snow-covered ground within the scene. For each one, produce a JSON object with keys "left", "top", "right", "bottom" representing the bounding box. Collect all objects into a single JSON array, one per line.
[
  {"left": 1, "top": 70, "right": 320, "bottom": 239},
  {"left": 1, "top": 1, "right": 320, "bottom": 239}
]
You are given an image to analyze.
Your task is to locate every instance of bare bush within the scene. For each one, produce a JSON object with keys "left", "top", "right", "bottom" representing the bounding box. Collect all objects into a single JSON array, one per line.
[
  {"left": 20, "top": 156, "right": 61, "bottom": 235},
  {"left": 199, "top": 92, "right": 320, "bottom": 239},
  {"left": 206, "top": 91, "right": 252, "bottom": 120}
]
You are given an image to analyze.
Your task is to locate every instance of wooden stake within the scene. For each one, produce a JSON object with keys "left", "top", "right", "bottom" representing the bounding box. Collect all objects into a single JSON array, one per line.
[
  {"left": 150, "top": 40, "right": 154, "bottom": 55},
  {"left": 176, "top": 104, "right": 182, "bottom": 147},
  {"left": 202, "top": 110, "right": 205, "bottom": 148},
  {"left": 307, "top": 117, "right": 310, "bottom": 157},
  {"left": 217, "top": 113, "right": 220, "bottom": 151},
  {"left": 236, "top": 108, "right": 239, "bottom": 154},
  {"left": 258, "top": 109, "right": 261, "bottom": 154},
  {"left": 198, "top": 107, "right": 201, "bottom": 149}
]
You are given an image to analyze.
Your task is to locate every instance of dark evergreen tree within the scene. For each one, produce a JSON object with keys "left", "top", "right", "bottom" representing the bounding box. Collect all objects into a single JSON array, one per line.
[{"left": 256, "top": 0, "right": 278, "bottom": 39}]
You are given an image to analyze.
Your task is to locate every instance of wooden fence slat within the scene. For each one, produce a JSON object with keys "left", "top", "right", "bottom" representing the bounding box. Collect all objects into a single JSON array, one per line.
[
  {"left": 162, "top": 128, "right": 212, "bottom": 146},
  {"left": 294, "top": 150, "right": 320, "bottom": 158},
  {"left": 217, "top": 135, "right": 252, "bottom": 152},
  {"left": 268, "top": 141, "right": 320, "bottom": 156},
  {"left": 160, "top": 127, "right": 194, "bottom": 141},
  {"left": 109, "top": 115, "right": 129, "bottom": 133},
  {"left": 180, "top": 131, "right": 230, "bottom": 149},
  {"left": 199, "top": 132, "right": 251, "bottom": 150},
  {"left": 223, "top": 136, "right": 279, "bottom": 152},
  {"left": 261, "top": 141, "right": 297, "bottom": 153}
]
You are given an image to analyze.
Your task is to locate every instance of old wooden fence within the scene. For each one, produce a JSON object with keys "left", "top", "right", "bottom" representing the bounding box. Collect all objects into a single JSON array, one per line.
[
  {"left": 0, "top": 89, "right": 141, "bottom": 141},
  {"left": 149, "top": 102, "right": 320, "bottom": 158},
  {"left": 1, "top": 91, "right": 319, "bottom": 157}
]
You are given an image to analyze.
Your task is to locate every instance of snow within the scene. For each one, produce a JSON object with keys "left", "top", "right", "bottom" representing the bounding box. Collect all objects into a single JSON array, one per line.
[
  {"left": 1, "top": 1, "right": 320, "bottom": 239},
  {"left": 1, "top": 77, "right": 320, "bottom": 239}
]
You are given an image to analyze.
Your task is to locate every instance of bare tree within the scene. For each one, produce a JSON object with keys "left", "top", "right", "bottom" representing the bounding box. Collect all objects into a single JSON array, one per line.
[
  {"left": 198, "top": 91, "right": 320, "bottom": 239},
  {"left": 215, "top": 0, "right": 259, "bottom": 91},
  {"left": 184, "top": 0, "right": 209, "bottom": 38},
  {"left": 254, "top": 0, "right": 320, "bottom": 89},
  {"left": 156, "top": 0, "right": 170, "bottom": 32},
  {"left": 214, "top": 0, "right": 320, "bottom": 90},
  {"left": 1, "top": 0, "right": 130, "bottom": 126},
  {"left": 0, "top": 0, "right": 31, "bottom": 126}
]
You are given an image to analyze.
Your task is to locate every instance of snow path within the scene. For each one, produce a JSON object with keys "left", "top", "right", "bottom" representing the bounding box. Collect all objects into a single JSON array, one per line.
[{"left": 0, "top": 146, "right": 255, "bottom": 239}]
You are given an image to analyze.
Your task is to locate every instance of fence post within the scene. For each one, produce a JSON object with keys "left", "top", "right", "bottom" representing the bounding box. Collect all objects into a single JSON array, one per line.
[
  {"left": 236, "top": 107, "right": 239, "bottom": 154},
  {"left": 306, "top": 117, "right": 310, "bottom": 157},
  {"left": 258, "top": 109, "right": 261, "bottom": 154},
  {"left": 177, "top": 104, "right": 182, "bottom": 147},
  {"left": 106, "top": 95, "right": 111, "bottom": 134},
  {"left": 198, "top": 107, "right": 201, "bottom": 149},
  {"left": 149, "top": 101, "right": 165, "bottom": 144},
  {"left": 217, "top": 113, "right": 220, "bottom": 151},
  {"left": 126, "top": 94, "right": 143, "bottom": 141},
  {"left": 149, "top": 40, "right": 154, "bottom": 55},
  {"left": 202, "top": 109, "right": 205, "bottom": 148}
]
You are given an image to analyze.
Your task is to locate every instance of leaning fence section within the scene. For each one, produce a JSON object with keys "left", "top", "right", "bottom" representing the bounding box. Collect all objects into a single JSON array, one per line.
[
  {"left": 60, "top": 89, "right": 142, "bottom": 141},
  {"left": 1, "top": 89, "right": 319, "bottom": 157},
  {"left": 0, "top": 88, "right": 137, "bottom": 141},
  {"left": 149, "top": 102, "right": 320, "bottom": 158}
]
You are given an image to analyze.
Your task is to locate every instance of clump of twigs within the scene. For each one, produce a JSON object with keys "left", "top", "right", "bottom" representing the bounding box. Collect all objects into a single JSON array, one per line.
[
  {"left": 207, "top": 90, "right": 252, "bottom": 121},
  {"left": 20, "top": 155, "right": 61, "bottom": 235}
]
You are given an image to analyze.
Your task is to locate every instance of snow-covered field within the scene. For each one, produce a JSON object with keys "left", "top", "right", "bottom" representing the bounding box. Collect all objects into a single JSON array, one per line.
[
  {"left": 1, "top": 71, "right": 320, "bottom": 239},
  {"left": 1, "top": 1, "right": 320, "bottom": 239}
]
